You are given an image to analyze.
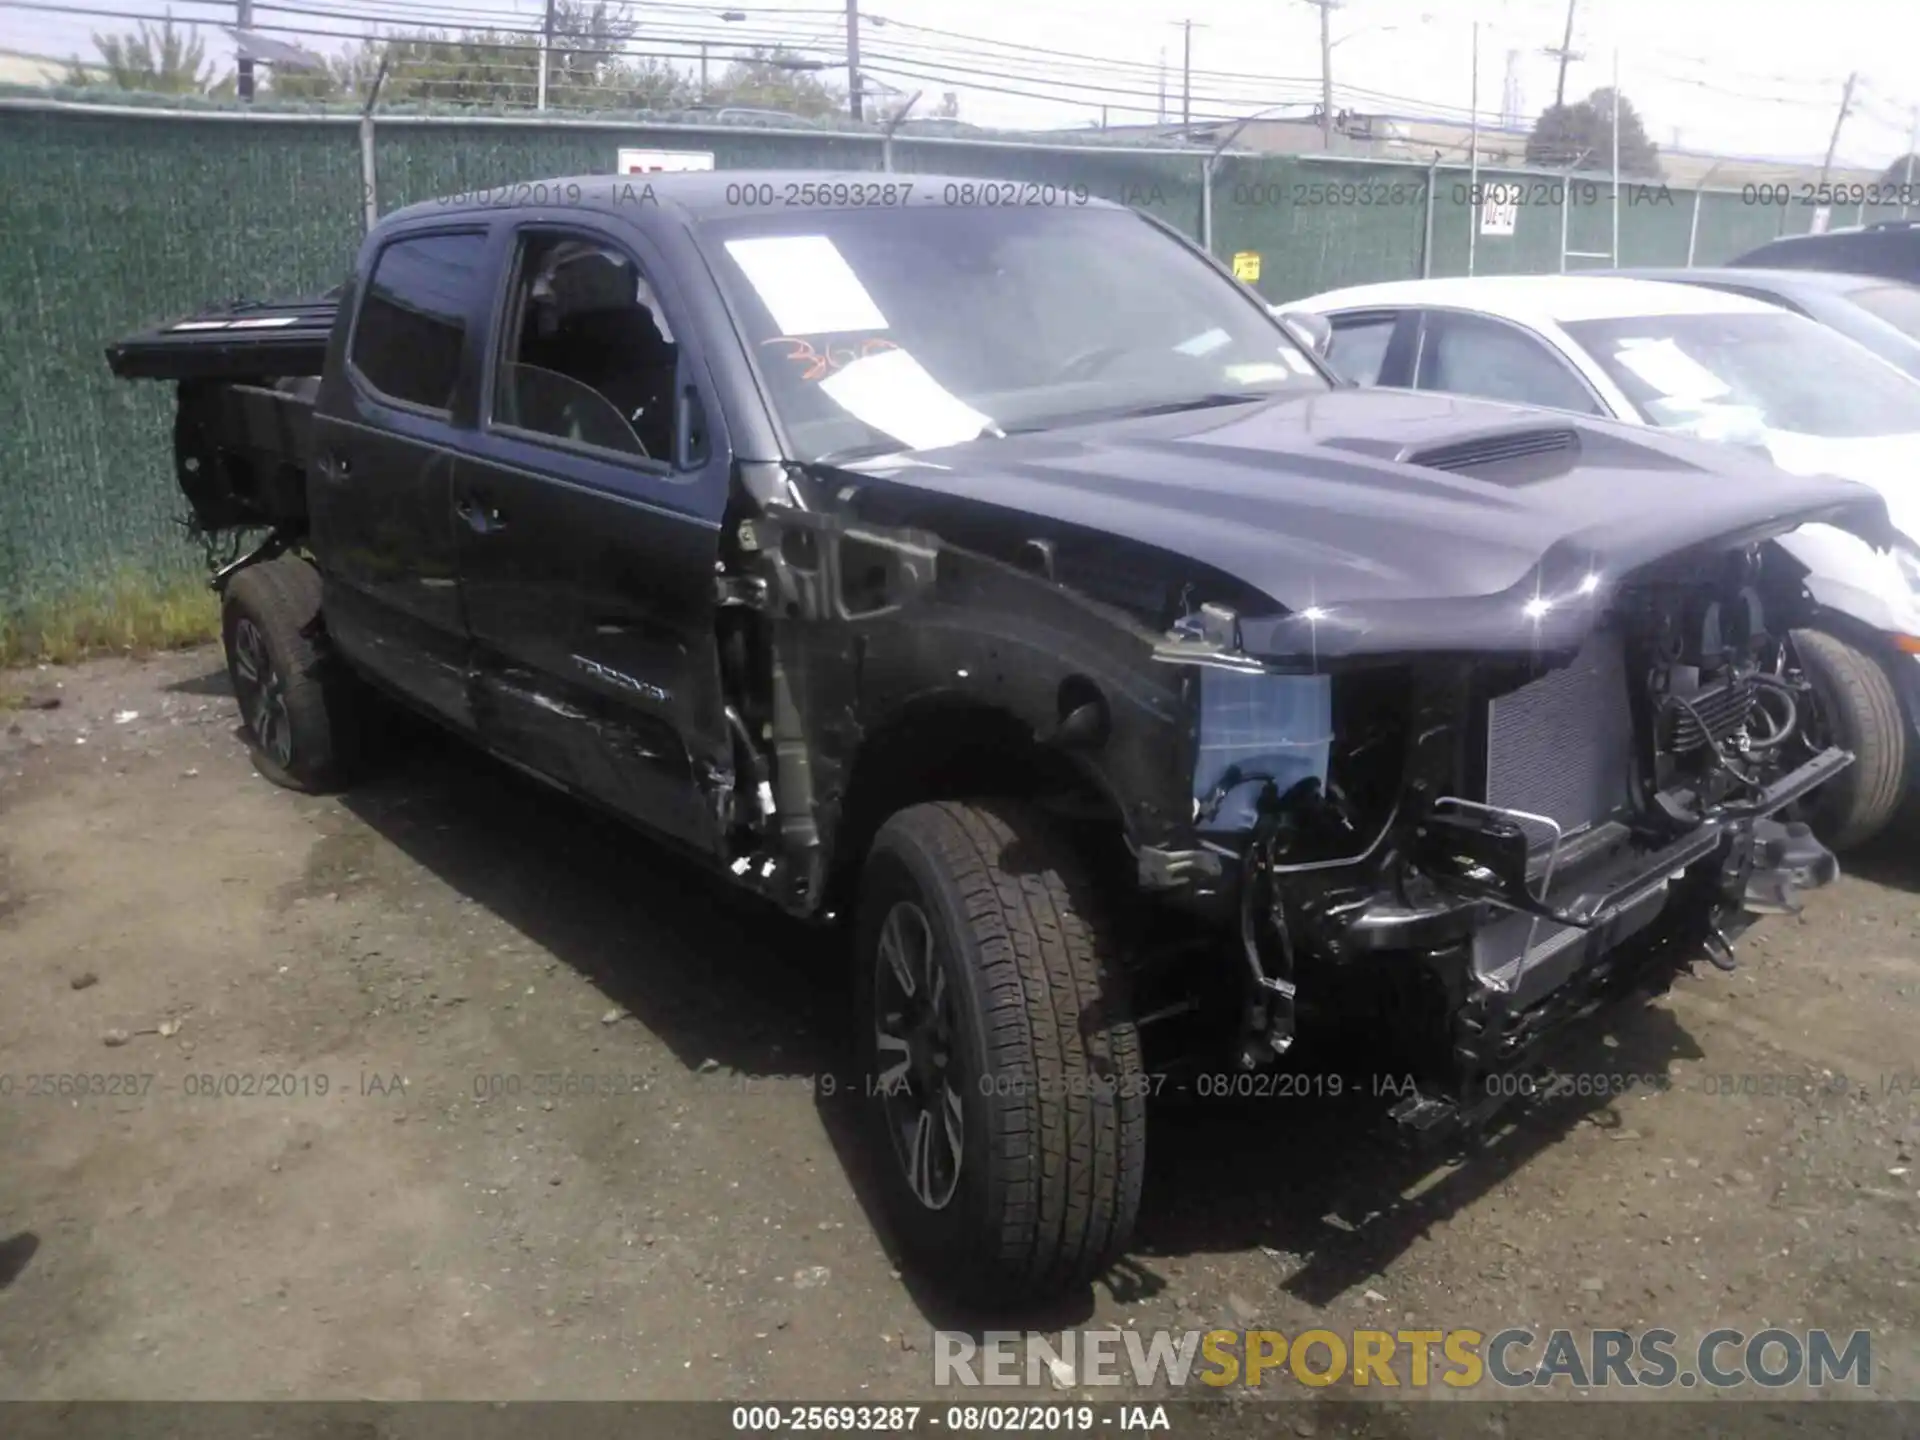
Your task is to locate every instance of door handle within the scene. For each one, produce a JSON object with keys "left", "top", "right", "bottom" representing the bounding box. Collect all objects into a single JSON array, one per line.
[
  {"left": 317, "top": 450, "right": 351, "bottom": 483},
  {"left": 455, "top": 495, "right": 508, "bottom": 534}
]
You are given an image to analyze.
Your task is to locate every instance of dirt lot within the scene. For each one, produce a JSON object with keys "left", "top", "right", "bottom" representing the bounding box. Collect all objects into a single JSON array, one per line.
[{"left": 1, "top": 646, "right": 1917, "bottom": 1407}]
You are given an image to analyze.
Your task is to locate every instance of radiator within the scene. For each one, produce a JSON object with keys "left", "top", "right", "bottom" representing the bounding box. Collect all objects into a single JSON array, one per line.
[{"left": 1484, "top": 629, "right": 1637, "bottom": 848}]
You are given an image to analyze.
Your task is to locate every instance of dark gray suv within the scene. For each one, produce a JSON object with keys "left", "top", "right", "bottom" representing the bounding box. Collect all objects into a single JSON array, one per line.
[{"left": 1732, "top": 219, "right": 1920, "bottom": 284}]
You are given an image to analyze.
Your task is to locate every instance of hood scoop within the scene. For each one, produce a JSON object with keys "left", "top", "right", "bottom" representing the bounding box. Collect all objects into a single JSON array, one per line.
[{"left": 1403, "top": 427, "right": 1581, "bottom": 484}]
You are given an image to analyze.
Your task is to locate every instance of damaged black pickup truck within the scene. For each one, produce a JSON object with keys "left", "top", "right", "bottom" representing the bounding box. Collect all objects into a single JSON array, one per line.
[{"left": 110, "top": 172, "right": 1901, "bottom": 1304}]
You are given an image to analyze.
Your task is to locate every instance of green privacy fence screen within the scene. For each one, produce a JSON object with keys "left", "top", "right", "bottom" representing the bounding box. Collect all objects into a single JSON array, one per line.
[{"left": 0, "top": 91, "right": 1857, "bottom": 623}]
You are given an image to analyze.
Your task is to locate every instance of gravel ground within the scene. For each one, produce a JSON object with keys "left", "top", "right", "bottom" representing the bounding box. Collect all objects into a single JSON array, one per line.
[{"left": 0, "top": 646, "right": 1916, "bottom": 1412}]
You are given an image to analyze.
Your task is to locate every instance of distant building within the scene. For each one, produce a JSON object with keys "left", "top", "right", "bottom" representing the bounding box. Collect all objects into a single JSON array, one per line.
[{"left": 1088, "top": 109, "right": 1881, "bottom": 190}]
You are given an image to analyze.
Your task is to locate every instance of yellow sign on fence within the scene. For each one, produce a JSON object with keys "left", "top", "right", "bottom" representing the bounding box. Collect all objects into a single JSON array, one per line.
[{"left": 1231, "top": 251, "right": 1261, "bottom": 282}]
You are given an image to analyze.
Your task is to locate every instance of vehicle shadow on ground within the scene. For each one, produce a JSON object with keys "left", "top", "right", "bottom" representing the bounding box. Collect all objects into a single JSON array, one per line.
[
  {"left": 1132, "top": 1003, "right": 1708, "bottom": 1311},
  {"left": 0, "top": 1231, "right": 40, "bottom": 1290},
  {"left": 327, "top": 712, "right": 1717, "bottom": 1333},
  {"left": 335, "top": 728, "right": 853, "bottom": 1089}
]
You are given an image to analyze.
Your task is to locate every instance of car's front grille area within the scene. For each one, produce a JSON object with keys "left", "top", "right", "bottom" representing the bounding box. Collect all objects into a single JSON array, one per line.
[{"left": 1484, "top": 629, "right": 1636, "bottom": 847}]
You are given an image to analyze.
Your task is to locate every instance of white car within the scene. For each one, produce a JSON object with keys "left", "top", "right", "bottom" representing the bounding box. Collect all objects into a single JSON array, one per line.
[{"left": 1279, "top": 274, "right": 1920, "bottom": 848}]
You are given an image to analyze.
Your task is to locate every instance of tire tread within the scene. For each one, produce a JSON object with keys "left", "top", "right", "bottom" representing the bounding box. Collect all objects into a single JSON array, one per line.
[
  {"left": 872, "top": 799, "right": 1145, "bottom": 1299},
  {"left": 222, "top": 556, "right": 347, "bottom": 791},
  {"left": 1793, "top": 627, "right": 1906, "bottom": 850}
]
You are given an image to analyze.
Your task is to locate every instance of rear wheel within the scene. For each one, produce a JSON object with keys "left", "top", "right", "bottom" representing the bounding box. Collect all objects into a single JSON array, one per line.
[
  {"left": 221, "top": 557, "right": 354, "bottom": 792},
  {"left": 1792, "top": 627, "right": 1907, "bottom": 851},
  {"left": 856, "top": 800, "right": 1146, "bottom": 1305}
]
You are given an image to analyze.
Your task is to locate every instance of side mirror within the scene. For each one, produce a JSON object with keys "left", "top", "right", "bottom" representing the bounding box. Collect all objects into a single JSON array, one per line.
[{"left": 1275, "top": 308, "right": 1332, "bottom": 358}]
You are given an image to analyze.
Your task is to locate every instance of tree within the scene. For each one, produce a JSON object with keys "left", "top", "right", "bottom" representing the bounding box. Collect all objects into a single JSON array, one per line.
[
  {"left": 64, "top": 13, "right": 217, "bottom": 94},
  {"left": 706, "top": 47, "right": 845, "bottom": 118},
  {"left": 60, "top": 0, "right": 822, "bottom": 114},
  {"left": 1526, "top": 86, "right": 1661, "bottom": 177},
  {"left": 268, "top": 1, "right": 676, "bottom": 109},
  {"left": 545, "top": 0, "right": 639, "bottom": 102},
  {"left": 604, "top": 58, "right": 697, "bottom": 112}
]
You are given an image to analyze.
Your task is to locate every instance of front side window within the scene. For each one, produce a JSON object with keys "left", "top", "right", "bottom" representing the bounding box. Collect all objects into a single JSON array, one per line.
[
  {"left": 698, "top": 204, "right": 1326, "bottom": 463},
  {"left": 1325, "top": 314, "right": 1399, "bottom": 385},
  {"left": 1413, "top": 311, "right": 1603, "bottom": 415},
  {"left": 1846, "top": 283, "right": 1920, "bottom": 342},
  {"left": 1564, "top": 309, "right": 1920, "bottom": 439},
  {"left": 492, "top": 232, "right": 680, "bottom": 463},
  {"left": 351, "top": 231, "right": 488, "bottom": 412}
]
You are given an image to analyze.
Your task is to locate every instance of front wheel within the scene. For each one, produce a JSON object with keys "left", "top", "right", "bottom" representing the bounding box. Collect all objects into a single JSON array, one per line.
[
  {"left": 856, "top": 801, "right": 1146, "bottom": 1305},
  {"left": 1791, "top": 627, "right": 1907, "bottom": 851}
]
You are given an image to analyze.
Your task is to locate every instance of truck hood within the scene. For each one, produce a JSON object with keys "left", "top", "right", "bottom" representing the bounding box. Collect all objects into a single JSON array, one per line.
[
  {"left": 847, "top": 388, "right": 1901, "bottom": 660},
  {"left": 1760, "top": 429, "right": 1920, "bottom": 545}
]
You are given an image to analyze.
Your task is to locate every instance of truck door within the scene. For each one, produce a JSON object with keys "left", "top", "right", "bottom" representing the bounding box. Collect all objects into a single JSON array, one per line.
[
  {"left": 309, "top": 226, "right": 492, "bottom": 728},
  {"left": 456, "top": 222, "right": 734, "bottom": 854}
]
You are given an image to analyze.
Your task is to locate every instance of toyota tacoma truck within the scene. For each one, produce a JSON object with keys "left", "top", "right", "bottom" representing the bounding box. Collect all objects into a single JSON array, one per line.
[{"left": 109, "top": 172, "right": 1899, "bottom": 1305}]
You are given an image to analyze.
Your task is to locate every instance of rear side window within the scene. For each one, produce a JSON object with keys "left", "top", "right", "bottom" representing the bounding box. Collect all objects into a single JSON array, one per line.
[
  {"left": 1414, "top": 311, "right": 1603, "bottom": 415},
  {"left": 351, "top": 231, "right": 489, "bottom": 412}
]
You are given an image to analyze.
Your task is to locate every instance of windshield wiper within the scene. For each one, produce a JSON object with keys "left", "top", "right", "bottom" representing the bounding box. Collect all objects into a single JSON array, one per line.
[
  {"left": 811, "top": 422, "right": 1008, "bottom": 470},
  {"left": 810, "top": 440, "right": 912, "bottom": 469},
  {"left": 1003, "top": 391, "right": 1279, "bottom": 436}
]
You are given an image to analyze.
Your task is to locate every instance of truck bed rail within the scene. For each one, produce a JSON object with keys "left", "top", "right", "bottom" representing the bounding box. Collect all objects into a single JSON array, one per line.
[{"left": 107, "top": 292, "right": 341, "bottom": 383}]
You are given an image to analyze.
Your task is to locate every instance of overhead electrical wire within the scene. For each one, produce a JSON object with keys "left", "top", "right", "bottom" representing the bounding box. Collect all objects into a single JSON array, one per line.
[{"left": 10, "top": 0, "right": 1915, "bottom": 157}]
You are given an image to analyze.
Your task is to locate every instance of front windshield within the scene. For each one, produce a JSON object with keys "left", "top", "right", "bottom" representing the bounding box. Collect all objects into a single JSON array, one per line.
[
  {"left": 699, "top": 203, "right": 1327, "bottom": 463},
  {"left": 1563, "top": 309, "right": 1920, "bottom": 439},
  {"left": 1846, "top": 283, "right": 1920, "bottom": 343}
]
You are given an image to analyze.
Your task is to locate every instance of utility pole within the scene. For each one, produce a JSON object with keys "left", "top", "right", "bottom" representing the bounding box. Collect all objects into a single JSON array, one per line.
[
  {"left": 1157, "top": 47, "right": 1167, "bottom": 123},
  {"left": 537, "top": 0, "right": 554, "bottom": 110},
  {"left": 845, "top": 0, "right": 864, "bottom": 121},
  {"left": 1177, "top": 19, "right": 1200, "bottom": 127},
  {"left": 699, "top": 42, "right": 709, "bottom": 96},
  {"left": 1315, "top": 0, "right": 1338, "bottom": 149},
  {"left": 1904, "top": 105, "right": 1918, "bottom": 216},
  {"left": 1611, "top": 50, "right": 1621, "bottom": 261},
  {"left": 1818, "top": 71, "right": 1857, "bottom": 186},
  {"left": 236, "top": 0, "right": 254, "bottom": 101},
  {"left": 1467, "top": 20, "right": 1480, "bottom": 274},
  {"left": 1543, "top": 0, "right": 1579, "bottom": 109}
]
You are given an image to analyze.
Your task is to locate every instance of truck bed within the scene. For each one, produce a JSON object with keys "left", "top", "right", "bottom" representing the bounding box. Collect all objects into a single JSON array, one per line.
[
  {"left": 107, "top": 293, "right": 333, "bottom": 533},
  {"left": 107, "top": 291, "right": 340, "bottom": 383}
]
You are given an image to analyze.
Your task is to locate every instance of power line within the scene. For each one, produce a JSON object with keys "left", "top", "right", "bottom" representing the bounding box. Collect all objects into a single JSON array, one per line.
[
  {"left": 16, "top": 0, "right": 1919, "bottom": 163},
  {"left": 35, "top": 0, "right": 1907, "bottom": 123}
]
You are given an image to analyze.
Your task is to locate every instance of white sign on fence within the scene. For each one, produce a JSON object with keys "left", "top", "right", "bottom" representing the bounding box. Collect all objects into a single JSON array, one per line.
[
  {"left": 1479, "top": 183, "right": 1519, "bottom": 237},
  {"left": 617, "top": 148, "right": 715, "bottom": 174},
  {"left": 1809, "top": 205, "right": 1833, "bottom": 235}
]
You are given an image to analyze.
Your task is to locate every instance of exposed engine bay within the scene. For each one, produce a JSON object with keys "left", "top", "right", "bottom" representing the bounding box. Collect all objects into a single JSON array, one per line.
[{"left": 1131, "top": 540, "right": 1850, "bottom": 1137}]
